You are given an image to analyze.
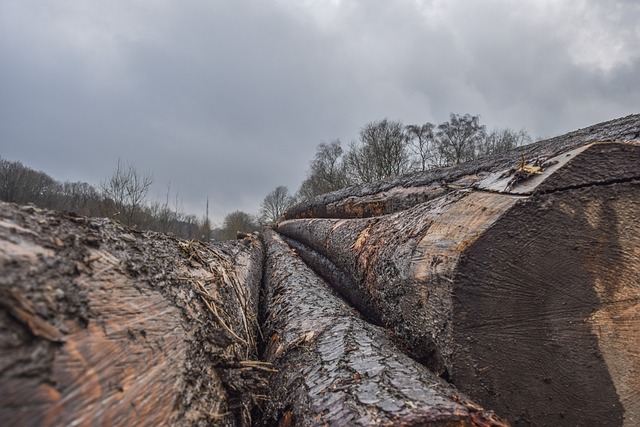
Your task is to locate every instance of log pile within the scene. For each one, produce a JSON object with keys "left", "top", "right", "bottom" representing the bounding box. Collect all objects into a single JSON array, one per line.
[
  {"left": 260, "top": 230, "right": 506, "bottom": 426},
  {"left": 277, "top": 114, "right": 640, "bottom": 426},
  {"left": 1, "top": 114, "right": 639, "bottom": 426}
]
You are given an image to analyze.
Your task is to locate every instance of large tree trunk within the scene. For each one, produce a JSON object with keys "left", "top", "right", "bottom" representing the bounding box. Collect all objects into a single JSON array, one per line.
[
  {"left": 0, "top": 202, "right": 265, "bottom": 426},
  {"left": 259, "top": 230, "right": 507, "bottom": 426},
  {"left": 276, "top": 139, "right": 640, "bottom": 425}
]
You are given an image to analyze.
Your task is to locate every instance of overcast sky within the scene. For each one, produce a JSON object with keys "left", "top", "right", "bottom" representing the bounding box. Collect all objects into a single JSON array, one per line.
[{"left": 1, "top": 0, "right": 638, "bottom": 224}]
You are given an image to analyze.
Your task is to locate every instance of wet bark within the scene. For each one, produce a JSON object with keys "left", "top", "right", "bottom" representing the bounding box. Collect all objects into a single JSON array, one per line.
[
  {"left": 276, "top": 191, "right": 520, "bottom": 377},
  {"left": 285, "top": 114, "right": 640, "bottom": 219},
  {"left": 259, "top": 230, "right": 507, "bottom": 426},
  {"left": 0, "top": 202, "right": 265, "bottom": 427},
  {"left": 1, "top": 115, "right": 638, "bottom": 427},
  {"left": 276, "top": 140, "right": 640, "bottom": 425}
]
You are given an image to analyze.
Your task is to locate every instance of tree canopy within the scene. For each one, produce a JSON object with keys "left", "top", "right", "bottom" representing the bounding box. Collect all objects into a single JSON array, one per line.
[
  {"left": 259, "top": 186, "right": 295, "bottom": 225},
  {"left": 297, "top": 113, "right": 531, "bottom": 200}
]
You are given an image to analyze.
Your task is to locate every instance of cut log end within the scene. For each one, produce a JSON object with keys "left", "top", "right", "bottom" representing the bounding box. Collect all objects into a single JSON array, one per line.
[
  {"left": 453, "top": 180, "right": 640, "bottom": 426},
  {"left": 276, "top": 138, "right": 640, "bottom": 425}
]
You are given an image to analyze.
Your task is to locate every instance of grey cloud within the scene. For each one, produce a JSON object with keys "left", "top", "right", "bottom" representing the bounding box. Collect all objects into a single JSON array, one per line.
[{"left": 1, "top": 0, "right": 638, "bottom": 223}]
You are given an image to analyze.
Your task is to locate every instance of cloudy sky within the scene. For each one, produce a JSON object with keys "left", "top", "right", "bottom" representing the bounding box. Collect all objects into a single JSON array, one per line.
[{"left": 1, "top": 0, "right": 638, "bottom": 224}]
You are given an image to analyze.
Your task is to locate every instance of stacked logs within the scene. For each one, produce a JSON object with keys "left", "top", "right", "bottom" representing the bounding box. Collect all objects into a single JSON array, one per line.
[
  {"left": 275, "top": 114, "right": 640, "bottom": 426},
  {"left": 259, "top": 230, "right": 506, "bottom": 426},
  {"left": 1, "top": 114, "right": 639, "bottom": 426}
]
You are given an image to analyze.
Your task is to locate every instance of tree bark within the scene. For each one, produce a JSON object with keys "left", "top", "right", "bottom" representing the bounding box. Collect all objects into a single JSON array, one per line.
[
  {"left": 0, "top": 202, "right": 265, "bottom": 427},
  {"left": 260, "top": 230, "right": 507, "bottom": 426},
  {"left": 276, "top": 140, "right": 640, "bottom": 426},
  {"left": 285, "top": 114, "right": 640, "bottom": 219},
  {"left": 1, "top": 115, "right": 638, "bottom": 427}
]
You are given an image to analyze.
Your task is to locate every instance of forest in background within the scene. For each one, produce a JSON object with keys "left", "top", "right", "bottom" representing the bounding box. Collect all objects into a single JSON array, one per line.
[{"left": 0, "top": 113, "right": 530, "bottom": 240}]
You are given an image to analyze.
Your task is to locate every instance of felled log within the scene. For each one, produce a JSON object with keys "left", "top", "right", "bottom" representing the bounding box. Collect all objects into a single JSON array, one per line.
[
  {"left": 260, "top": 230, "right": 507, "bottom": 426},
  {"left": 0, "top": 202, "right": 265, "bottom": 426},
  {"left": 276, "top": 134, "right": 640, "bottom": 425},
  {"left": 284, "top": 113, "right": 640, "bottom": 219}
]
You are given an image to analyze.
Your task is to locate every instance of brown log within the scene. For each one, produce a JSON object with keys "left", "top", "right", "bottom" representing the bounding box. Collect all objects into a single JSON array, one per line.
[
  {"left": 452, "top": 180, "right": 639, "bottom": 426},
  {"left": 260, "top": 229, "right": 507, "bottom": 426},
  {"left": 284, "top": 114, "right": 640, "bottom": 219},
  {"left": 0, "top": 202, "right": 265, "bottom": 426},
  {"left": 275, "top": 141, "right": 640, "bottom": 425},
  {"left": 277, "top": 191, "right": 520, "bottom": 375}
]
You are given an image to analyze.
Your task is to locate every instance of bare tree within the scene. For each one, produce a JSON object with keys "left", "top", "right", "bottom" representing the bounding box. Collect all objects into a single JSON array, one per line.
[
  {"left": 59, "top": 181, "right": 101, "bottom": 215},
  {"left": 405, "top": 123, "right": 439, "bottom": 171},
  {"left": 100, "top": 159, "right": 153, "bottom": 227},
  {"left": 298, "top": 140, "right": 351, "bottom": 200},
  {"left": 181, "top": 214, "right": 198, "bottom": 239},
  {"left": 345, "top": 119, "right": 412, "bottom": 184},
  {"left": 0, "top": 155, "right": 222, "bottom": 242},
  {"left": 260, "top": 186, "right": 295, "bottom": 225},
  {"left": 478, "top": 128, "right": 532, "bottom": 158},
  {"left": 0, "top": 157, "right": 58, "bottom": 206},
  {"left": 436, "top": 114, "right": 486, "bottom": 166}
]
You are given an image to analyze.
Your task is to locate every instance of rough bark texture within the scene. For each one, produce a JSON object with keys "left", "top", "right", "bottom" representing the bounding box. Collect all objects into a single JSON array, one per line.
[
  {"left": 259, "top": 230, "right": 507, "bottom": 426},
  {"left": 0, "top": 202, "right": 265, "bottom": 426},
  {"left": 277, "top": 191, "right": 520, "bottom": 377},
  {"left": 277, "top": 133, "right": 640, "bottom": 425},
  {"left": 1, "top": 114, "right": 639, "bottom": 427},
  {"left": 285, "top": 113, "right": 640, "bottom": 219}
]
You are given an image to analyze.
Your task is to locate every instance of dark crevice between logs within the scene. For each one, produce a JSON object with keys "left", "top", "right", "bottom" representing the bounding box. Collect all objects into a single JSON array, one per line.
[
  {"left": 257, "top": 250, "right": 269, "bottom": 361},
  {"left": 256, "top": 229, "right": 508, "bottom": 426},
  {"left": 276, "top": 232, "right": 451, "bottom": 385},
  {"left": 248, "top": 233, "right": 272, "bottom": 425},
  {"left": 279, "top": 234, "right": 383, "bottom": 326}
]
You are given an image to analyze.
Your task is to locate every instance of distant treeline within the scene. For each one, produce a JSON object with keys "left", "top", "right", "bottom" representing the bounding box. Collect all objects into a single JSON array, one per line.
[
  {"left": 296, "top": 114, "right": 531, "bottom": 200},
  {"left": 0, "top": 157, "right": 214, "bottom": 241},
  {"left": 2, "top": 113, "right": 531, "bottom": 240},
  {"left": 251, "top": 113, "right": 532, "bottom": 230}
]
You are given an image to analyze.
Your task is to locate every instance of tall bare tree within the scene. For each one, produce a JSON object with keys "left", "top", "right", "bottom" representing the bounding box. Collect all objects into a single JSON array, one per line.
[
  {"left": 298, "top": 140, "right": 351, "bottom": 200},
  {"left": 260, "top": 186, "right": 295, "bottom": 225},
  {"left": 345, "top": 119, "right": 412, "bottom": 184},
  {"left": 405, "top": 123, "right": 440, "bottom": 170},
  {"left": 100, "top": 159, "right": 153, "bottom": 227},
  {"left": 436, "top": 114, "right": 486, "bottom": 166},
  {"left": 478, "top": 128, "right": 532, "bottom": 158}
]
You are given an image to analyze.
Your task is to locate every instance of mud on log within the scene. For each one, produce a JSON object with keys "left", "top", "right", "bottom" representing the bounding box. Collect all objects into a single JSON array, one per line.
[
  {"left": 260, "top": 230, "right": 506, "bottom": 426},
  {"left": 0, "top": 202, "right": 265, "bottom": 426},
  {"left": 277, "top": 138, "right": 640, "bottom": 425}
]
